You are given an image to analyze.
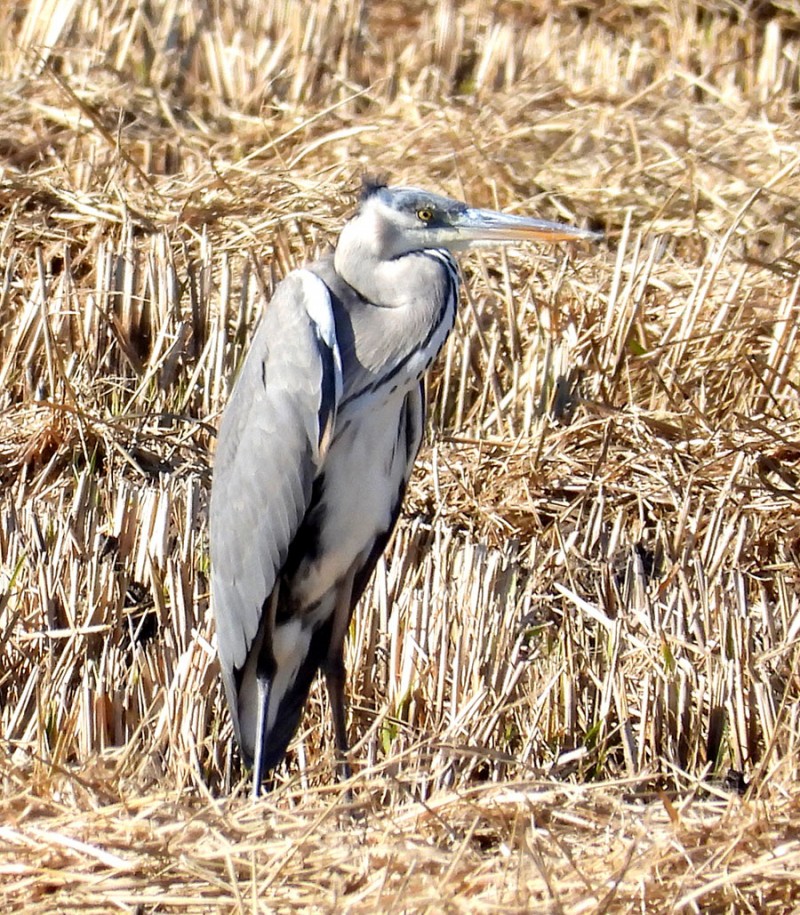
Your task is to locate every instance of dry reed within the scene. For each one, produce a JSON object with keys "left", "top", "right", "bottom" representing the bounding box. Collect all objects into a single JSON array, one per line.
[{"left": 2, "top": 0, "right": 800, "bottom": 911}]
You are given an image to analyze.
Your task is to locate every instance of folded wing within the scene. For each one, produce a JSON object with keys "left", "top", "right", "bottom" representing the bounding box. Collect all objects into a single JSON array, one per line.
[{"left": 209, "top": 270, "right": 342, "bottom": 754}]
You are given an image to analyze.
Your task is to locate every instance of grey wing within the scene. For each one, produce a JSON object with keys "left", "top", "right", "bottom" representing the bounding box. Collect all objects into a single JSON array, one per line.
[{"left": 209, "top": 269, "right": 342, "bottom": 706}]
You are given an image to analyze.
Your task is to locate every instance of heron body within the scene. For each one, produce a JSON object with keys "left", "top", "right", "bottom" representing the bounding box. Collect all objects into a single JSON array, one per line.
[{"left": 209, "top": 180, "right": 598, "bottom": 794}]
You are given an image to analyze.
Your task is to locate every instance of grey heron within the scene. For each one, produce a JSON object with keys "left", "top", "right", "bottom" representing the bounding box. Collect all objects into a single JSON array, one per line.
[{"left": 209, "top": 178, "right": 599, "bottom": 796}]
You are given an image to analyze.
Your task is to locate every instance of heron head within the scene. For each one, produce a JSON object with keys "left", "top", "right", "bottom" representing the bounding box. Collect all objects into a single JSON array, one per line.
[{"left": 347, "top": 178, "right": 601, "bottom": 260}]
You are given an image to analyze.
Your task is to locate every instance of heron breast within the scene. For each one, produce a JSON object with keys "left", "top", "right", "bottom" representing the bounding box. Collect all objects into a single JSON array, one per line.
[{"left": 287, "top": 392, "right": 411, "bottom": 611}]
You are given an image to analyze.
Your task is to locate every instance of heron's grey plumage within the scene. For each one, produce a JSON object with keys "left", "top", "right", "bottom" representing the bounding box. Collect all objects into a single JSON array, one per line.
[
  {"left": 210, "top": 270, "right": 343, "bottom": 756},
  {"left": 209, "top": 180, "right": 599, "bottom": 794}
]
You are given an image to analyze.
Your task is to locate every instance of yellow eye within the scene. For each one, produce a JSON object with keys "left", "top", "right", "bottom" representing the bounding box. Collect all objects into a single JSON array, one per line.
[{"left": 417, "top": 208, "right": 434, "bottom": 222}]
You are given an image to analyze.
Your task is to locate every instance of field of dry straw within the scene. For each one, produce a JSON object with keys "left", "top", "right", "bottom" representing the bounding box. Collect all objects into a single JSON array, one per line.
[{"left": 2, "top": 0, "right": 800, "bottom": 910}]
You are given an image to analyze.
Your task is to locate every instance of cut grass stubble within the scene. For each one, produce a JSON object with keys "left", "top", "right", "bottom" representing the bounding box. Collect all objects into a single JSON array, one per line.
[{"left": 2, "top": 0, "right": 800, "bottom": 910}]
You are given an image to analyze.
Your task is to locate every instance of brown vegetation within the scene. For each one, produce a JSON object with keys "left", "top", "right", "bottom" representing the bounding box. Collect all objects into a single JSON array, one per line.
[{"left": 2, "top": 0, "right": 800, "bottom": 910}]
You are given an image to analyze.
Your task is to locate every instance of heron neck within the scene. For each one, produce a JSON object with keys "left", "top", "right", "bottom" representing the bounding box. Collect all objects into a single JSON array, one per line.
[
  {"left": 333, "top": 207, "right": 453, "bottom": 307},
  {"left": 310, "top": 248, "right": 458, "bottom": 410},
  {"left": 334, "top": 244, "right": 438, "bottom": 310}
]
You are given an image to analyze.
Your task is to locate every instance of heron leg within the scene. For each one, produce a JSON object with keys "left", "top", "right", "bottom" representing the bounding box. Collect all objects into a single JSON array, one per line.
[
  {"left": 251, "top": 675, "right": 272, "bottom": 799},
  {"left": 251, "top": 587, "right": 280, "bottom": 800},
  {"left": 323, "top": 563, "right": 358, "bottom": 783},
  {"left": 324, "top": 649, "right": 352, "bottom": 782}
]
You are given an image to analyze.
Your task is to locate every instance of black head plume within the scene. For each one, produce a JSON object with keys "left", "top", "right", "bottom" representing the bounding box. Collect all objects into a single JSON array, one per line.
[{"left": 360, "top": 174, "right": 389, "bottom": 202}]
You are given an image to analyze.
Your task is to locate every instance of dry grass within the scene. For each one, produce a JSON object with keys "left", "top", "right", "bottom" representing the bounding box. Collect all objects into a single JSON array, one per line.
[
  {"left": 3, "top": 761, "right": 800, "bottom": 912},
  {"left": 2, "top": 0, "right": 800, "bottom": 910}
]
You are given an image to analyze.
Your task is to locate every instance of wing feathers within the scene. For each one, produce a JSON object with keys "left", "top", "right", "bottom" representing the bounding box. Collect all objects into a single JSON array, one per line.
[{"left": 210, "top": 270, "right": 342, "bottom": 690}]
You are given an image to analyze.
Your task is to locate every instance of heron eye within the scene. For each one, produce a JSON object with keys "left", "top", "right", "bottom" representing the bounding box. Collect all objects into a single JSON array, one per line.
[{"left": 416, "top": 208, "right": 434, "bottom": 222}]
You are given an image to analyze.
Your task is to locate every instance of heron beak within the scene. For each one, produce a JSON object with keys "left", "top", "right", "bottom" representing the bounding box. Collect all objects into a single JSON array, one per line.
[{"left": 449, "top": 207, "right": 602, "bottom": 249}]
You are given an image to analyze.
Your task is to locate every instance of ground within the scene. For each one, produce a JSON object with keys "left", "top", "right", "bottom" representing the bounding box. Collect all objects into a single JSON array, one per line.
[{"left": 1, "top": 1, "right": 800, "bottom": 911}]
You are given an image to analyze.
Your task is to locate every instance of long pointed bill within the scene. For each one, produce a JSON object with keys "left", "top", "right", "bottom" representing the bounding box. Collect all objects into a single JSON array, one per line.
[{"left": 449, "top": 207, "right": 602, "bottom": 249}]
